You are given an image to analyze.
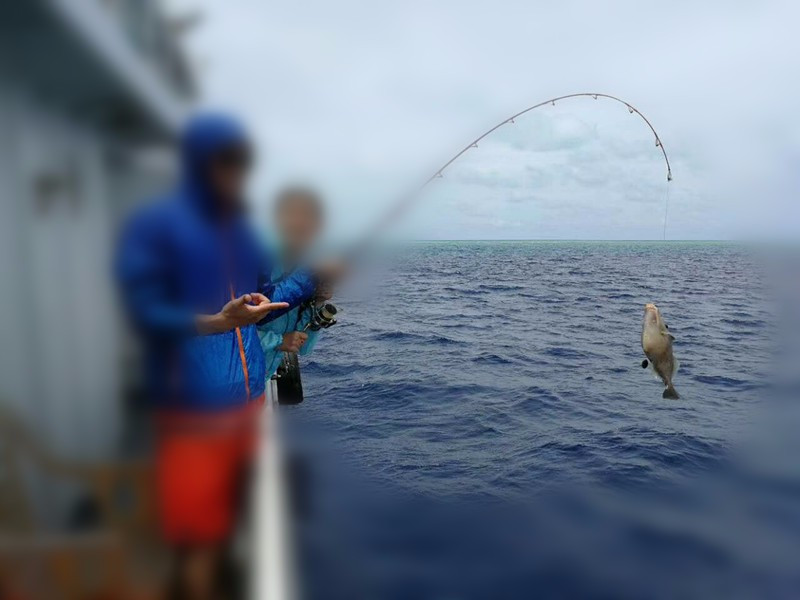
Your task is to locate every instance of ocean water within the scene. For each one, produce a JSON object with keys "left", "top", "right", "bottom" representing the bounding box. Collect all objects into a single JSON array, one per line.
[{"left": 286, "top": 241, "right": 794, "bottom": 599}]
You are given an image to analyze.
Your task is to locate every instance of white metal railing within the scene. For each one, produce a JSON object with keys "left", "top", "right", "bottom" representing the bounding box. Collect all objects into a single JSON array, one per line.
[{"left": 251, "top": 379, "right": 296, "bottom": 600}]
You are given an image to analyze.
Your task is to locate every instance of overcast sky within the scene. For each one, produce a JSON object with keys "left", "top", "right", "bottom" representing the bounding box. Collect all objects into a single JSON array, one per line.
[{"left": 165, "top": 0, "right": 799, "bottom": 241}]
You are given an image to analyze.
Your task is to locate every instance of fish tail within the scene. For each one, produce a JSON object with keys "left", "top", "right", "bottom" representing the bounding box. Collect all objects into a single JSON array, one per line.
[{"left": 662, "top": 384, "right": 680, "bottom": 400}]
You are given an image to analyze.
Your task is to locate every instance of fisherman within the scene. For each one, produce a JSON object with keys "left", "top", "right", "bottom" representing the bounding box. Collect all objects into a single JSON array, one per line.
[
  {"left": 115, "top": 113, "right": 321, "bottom": 600},
  {"left": 258, "top": 186, "right": 333, "bottom": 387}
]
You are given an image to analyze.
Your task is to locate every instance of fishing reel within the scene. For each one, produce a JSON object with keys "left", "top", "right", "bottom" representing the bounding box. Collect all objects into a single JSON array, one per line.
[
  {"left": 276, "top": 302, "right": 339, "bottom": 406},
  {"left": 305, "top": 302, "right": 338, "bottom": 332}
]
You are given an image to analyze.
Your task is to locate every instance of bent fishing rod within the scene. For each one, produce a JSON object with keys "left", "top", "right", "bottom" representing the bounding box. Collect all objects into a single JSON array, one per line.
[
  {"left": 347, "top": 92, "right": 673, "bottom": 259},
  {"left": 280, "top": 94, "right": 674, "bottom": 404}
]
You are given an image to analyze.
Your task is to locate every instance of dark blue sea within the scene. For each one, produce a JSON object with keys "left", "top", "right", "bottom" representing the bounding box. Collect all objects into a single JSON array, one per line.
[{"left": 284, "top": 241, "right": 796, "bottom": 600}]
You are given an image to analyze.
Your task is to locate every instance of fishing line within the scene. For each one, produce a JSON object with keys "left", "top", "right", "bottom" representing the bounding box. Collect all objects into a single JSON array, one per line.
[
  {"left": 348, "top": 92, "right": 673, "bottom": 259},
  {"left": 662, "top": 182, "right": 672, "bottom": 240}
]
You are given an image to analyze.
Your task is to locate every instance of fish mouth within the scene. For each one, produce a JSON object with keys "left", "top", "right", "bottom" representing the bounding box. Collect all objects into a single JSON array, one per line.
[{"left": 644, "top": 303, "right": 658, "bottom": 312}]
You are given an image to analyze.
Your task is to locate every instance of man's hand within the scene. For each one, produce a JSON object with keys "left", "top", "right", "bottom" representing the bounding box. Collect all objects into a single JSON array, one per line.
[
  {"left": 278, "top": 331, "right": 308, "bottom": 353},
  {"left": 197, "top": 293, "right": 289, "bottom": 334}
]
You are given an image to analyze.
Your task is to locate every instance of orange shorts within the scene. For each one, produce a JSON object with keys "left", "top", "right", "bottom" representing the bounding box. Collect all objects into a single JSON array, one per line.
[{"left": 155, "top": 399, "right": 262, "bottom": 545}]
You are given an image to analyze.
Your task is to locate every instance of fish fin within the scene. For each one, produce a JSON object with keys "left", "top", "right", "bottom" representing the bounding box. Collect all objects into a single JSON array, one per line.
[
  {"left": 662, "top": 385, "right": 680, "bottom": 400},
  {"left": 641, "top": 359, "right": 649, "bottom": 369},
  {"left": 672, "top": 358, "right": 680, "bottom": 376}
]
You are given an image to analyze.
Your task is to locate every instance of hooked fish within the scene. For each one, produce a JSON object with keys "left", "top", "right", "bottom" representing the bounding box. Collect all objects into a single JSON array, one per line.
[{"left": 641, "top": 303, "right": 680, "bottom": 399}]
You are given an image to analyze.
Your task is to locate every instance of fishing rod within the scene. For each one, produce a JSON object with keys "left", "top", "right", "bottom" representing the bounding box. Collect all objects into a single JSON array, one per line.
[
  {"left": 349, "top": 92, "right": 673, "bottom": 257},
  {"left": 277, "top": 95, "right": 673, "bottom": 403}
]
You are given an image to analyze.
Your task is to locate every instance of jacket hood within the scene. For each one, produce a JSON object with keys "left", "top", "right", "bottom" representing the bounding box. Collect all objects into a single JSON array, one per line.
[{"left": 179, "top": 112, "right": 250, "bottom": 214}]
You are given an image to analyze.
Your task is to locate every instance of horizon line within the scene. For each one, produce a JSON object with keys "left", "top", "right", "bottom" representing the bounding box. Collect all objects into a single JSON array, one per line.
[{"left": 402, "top": 238, "right": 739, "bottom": 242}]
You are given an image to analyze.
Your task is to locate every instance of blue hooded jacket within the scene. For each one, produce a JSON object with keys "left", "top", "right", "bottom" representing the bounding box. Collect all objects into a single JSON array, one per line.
[{"left": 115, "top": 113, "right": 316, "bottom": 410}]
